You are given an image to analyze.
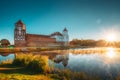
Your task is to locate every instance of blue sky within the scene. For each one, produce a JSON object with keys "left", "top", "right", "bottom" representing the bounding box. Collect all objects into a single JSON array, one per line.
[{"left": 0, "top": 0, "right": 120, "bottom": 44}]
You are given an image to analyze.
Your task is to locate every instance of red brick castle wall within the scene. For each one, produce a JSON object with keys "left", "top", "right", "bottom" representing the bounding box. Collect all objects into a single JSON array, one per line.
[
  {"left": 14, "top": 20, "right": 58, "bottom": 47},
  {"left": 26, "top": 34, "right": 56, "bottom": 47}
]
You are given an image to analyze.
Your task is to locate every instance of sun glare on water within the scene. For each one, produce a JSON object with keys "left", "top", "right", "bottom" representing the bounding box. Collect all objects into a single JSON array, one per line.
[{"left": 106, "top": 47, "right": 115, "bottom": 58}]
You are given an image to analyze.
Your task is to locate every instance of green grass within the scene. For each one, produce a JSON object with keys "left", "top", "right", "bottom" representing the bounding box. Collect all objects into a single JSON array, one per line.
[
  {"left": 50, "top": 69, "right": 101, "bottom": 80},
  {"left": 0, "top": 54, "right": 52, "bottom": 80},
  {"left": 12, "top": 53, "right": 49, "bottom": 74},
  {"left": 0, "top": 73, "right": 52, "bottom": 80},
  {"left": 0, "top": 64, "right": 52, "bottom": 80}
]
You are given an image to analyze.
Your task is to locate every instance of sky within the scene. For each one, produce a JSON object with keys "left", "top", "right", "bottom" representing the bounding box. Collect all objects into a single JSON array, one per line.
[{"left": 0, "top": 0, "right": 120, "bottom": 44}]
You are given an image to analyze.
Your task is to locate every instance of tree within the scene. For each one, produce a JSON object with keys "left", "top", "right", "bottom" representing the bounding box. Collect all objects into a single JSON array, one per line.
[{"left": 0, "top": 39, "right": 10, "bottom": 48}]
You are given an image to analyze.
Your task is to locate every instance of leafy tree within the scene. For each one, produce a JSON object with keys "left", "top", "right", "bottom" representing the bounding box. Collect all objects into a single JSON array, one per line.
[{"left": 0, "top": 39, "right": 10, "bottom": 48}]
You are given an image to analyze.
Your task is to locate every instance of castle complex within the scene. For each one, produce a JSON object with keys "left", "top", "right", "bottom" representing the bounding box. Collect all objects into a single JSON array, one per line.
[{"left": 14, "top": 20, "right": 69, "bottom": 47}]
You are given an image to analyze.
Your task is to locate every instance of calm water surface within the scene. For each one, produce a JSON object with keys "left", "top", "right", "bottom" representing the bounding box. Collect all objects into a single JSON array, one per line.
[
  {"left": 0, "top": 53, "right": 15, "bottom": 62},
  {"left": 0, "top": 48, "right": 120, "bottom": 79}
]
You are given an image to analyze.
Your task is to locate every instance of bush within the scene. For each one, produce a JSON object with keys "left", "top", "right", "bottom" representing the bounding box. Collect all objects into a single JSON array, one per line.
[
  {"left": 12, "top": 54, "right": 32, "bottom": 67},
  {"left": 12, "top": 58, "right": 25, "bottom": 66},
  {"left": 12, "top": 53, "right": 49, "bottom": 73},
  {"left": 27, "top": 56, "right": 48, "bottom": 73}
]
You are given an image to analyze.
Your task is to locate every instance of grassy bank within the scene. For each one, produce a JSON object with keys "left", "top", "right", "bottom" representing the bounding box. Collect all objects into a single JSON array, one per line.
[
  {"left": 0, "top": 53, "right": 52, "bottom": 80},
  {"left": 0, "top": 73, "right": 52, "bottom": 80}
]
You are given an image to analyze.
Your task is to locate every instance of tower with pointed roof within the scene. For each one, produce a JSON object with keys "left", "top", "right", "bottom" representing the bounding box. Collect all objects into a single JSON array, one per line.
[
  {"left": 14, "top": 20, "right": 69, "bottom": 47},
  {"left": 14, "top": 20, "right": 26, "bottom": 47},
  {"left": 62, "top": 28, "right": 69, "bottom": 46}
]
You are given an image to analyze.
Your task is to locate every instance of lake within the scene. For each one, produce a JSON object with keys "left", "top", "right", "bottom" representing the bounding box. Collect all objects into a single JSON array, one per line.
[{"left": 0, "top": 47, "right": 120, "bottom": 79}]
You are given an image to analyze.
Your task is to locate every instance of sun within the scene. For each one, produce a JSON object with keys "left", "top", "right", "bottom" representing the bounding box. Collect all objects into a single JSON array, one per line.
[{"left": 105, "top": 33, "right": 117, "bottom": 42}]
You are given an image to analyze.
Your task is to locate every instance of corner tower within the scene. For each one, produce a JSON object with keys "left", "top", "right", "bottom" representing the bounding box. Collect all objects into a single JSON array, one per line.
[
  {"left": 62, "top": 28, "right": 69, "bottom": 46},
  {"left": 14, "top": 20, "right": 26, "bottom": 47}
]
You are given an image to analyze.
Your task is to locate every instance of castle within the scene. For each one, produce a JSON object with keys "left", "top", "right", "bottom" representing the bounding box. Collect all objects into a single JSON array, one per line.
[{"left": 14, "top": 20, "right": 69, "bottom": 47}]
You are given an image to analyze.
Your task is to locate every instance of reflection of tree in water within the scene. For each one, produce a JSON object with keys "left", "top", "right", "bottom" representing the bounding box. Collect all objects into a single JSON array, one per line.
[
  {"left": 53, "top": 51, "right": 69, "bottom": 67},
  {"left": 0, "top": 53, "right": 10, "bottom": 57},
  {"left": 0, "top": 53, "right": 15, "bottom": 63}
]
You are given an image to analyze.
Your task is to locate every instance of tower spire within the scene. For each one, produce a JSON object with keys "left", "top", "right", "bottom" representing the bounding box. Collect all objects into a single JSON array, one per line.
[
  {"left": 63, "top": 27, "right": 68, "bottom": 32},
  {"left": 16, "top": 20, "right": 24, "bottom": 25},
  {"left": 62, "top": 27, "right": 69, "bottom": 46}
]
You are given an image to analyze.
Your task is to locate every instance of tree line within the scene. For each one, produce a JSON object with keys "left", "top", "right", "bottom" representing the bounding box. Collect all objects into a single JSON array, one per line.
[{"left": 70, "top": 39, "right": 120, "bottom": 47}]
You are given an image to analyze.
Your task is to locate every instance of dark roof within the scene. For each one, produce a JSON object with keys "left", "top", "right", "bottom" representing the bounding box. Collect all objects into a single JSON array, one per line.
[
  {"left": 16, "top": 20, "right": 24, "bottom": 25},
  {"left": 51, "top": 32, "right": 63, "bottom": 36},
  {"left": 63, "top": 28, "right": 68, "bottom": 31}
]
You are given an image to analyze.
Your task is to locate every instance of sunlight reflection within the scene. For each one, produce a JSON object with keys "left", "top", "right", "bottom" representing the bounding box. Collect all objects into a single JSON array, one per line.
[{"left": 106, "top": 47, "right": 115, "bottom": 58}]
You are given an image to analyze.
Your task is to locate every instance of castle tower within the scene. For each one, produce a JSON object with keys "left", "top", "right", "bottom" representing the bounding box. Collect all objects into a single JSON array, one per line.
[
  {"left": 62, "top": 28, "right": 69, "bottom": 46},
  {"left": 14, "top": 20, "right": 26, "bottom": 47}
]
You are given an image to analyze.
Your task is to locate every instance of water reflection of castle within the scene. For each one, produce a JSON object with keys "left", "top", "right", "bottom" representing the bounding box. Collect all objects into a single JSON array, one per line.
[
  {"left": 38, "top": 50, "right": 69, "bottom": 67},
  {"left": 45, "top": 50, "right": 69, "bottom": 67},
  {"left": 53, "top": 53, "right": 69, "bottom": 67}
]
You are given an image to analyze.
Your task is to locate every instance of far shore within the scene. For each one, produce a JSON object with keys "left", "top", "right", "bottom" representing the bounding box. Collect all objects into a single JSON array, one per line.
[
  {"left": 0, "top": 46, "right": 69, "bottom": 53},
  {"left": 0, "top": 46, "right": 120, "bottom": 53}
]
